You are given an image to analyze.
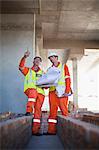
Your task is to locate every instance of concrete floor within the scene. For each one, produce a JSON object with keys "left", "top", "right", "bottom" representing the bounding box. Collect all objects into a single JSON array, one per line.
[
  {"left": 25, "top": 113, "right": 64, "bottom": 150},
  {"left": 25, "top": 135, "right": 64, "bottom": 150}
]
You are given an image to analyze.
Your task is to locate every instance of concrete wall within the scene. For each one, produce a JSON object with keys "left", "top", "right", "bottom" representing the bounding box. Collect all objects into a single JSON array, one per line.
[{"left": 0, "top": 14, "right": 34, "bottom": 113}]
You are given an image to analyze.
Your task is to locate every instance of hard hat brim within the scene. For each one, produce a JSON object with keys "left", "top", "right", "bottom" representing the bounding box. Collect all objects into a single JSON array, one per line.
[{"left": 48, "top": 55, "right": 58, "bottom": 59}]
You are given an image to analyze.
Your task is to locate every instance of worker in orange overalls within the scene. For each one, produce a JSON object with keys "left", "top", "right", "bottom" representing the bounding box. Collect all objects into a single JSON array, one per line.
[
  {"left": 44, "top": 52, "right": 71, "bottom": 135},
  {"left": 19, "top": 50, "right": 45, "bottom": 135}
]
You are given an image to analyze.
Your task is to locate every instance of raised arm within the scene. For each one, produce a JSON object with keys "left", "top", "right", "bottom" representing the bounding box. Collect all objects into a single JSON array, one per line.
[{"left": 19, "top": 51, "right": 30, "bottom": 76}]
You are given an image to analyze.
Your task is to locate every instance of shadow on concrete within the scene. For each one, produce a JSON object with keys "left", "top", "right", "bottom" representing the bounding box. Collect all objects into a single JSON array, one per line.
[{"left": 25, "top": 135, "right": 64, "bottom": 150}]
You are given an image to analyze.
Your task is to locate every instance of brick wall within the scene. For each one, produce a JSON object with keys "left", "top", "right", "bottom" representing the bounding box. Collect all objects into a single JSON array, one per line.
[
  {"left": 57, "top": 115, "right": 99, "bottom": 149},
  {"left": 0, "top": 116, "right": 33, "bottom": 149},
  {"left": 82, "top": 114, "right": 99, "bottom": 126}
]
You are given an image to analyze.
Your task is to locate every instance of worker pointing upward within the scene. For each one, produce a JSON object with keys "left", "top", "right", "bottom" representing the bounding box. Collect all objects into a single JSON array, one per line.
[
  {"left": 44, "top": 52, "right": 71, "bottom": 135},
  {"left": 19, "top": 50, "right": 45, "bottom": 135}
]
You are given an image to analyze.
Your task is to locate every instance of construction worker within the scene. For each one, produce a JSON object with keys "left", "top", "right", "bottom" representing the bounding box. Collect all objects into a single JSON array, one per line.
[
  {"left": 45, "top": 52, "right": 71, "bottom": 135},
  {"left": 19, "top": 51, "right": 45, "bottom": 135}
]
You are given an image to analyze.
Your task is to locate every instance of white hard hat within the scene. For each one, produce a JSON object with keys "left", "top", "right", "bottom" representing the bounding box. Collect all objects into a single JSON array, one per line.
[{"left": 48, "top": 52, "right": 58, "bottom": 58}]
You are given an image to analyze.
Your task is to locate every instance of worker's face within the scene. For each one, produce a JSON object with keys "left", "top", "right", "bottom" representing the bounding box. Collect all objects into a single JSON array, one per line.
[
  {"left": 49, "top": 56, "right": 58, "bottom": 63},
  {"left": 33, "top": 58, "right": 41, "bottom": 66}
]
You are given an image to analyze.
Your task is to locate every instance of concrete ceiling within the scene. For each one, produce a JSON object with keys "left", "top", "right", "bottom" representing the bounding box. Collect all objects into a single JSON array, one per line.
[
  {"left": 1, "top": 0, "right": 99, "bottom": 41},
  {"left": 40, "top": 0, "right": 99, "bottom": 41},
  {"left": 1, "top": 0, "right": 40, "bottom": 14},
  {"left": 1, "top": 0, "right": 99, "bottom": 61}
]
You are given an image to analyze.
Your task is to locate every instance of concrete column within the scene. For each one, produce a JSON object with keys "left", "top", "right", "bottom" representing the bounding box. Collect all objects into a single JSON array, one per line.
[
  {"left": 33, "top": 13, "right": 36, "bottom": 57},
  {"left": 36, "top": 34, "right": 43, "bottom": 56},
  {"left": 35, "top": 28, "right": 48, "bottom": 71},
  {"left": 72, "top": 58, "right": 78, "bottom": 110},
  {"left": 65, "top": 49, "right": 70, "bottom": 63}
]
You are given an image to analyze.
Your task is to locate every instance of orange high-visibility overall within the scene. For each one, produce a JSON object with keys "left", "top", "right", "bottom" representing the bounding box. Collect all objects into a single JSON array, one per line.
[
  {"left": 48, "top": 62, "right": 71, "bottom": 134},
  {"left": 32, "top": 93, "right": 45, "bottom": 134},
  {"left": 19, "top": 57, "right": 45, "bottom": 134},
  {"left": 19, "top": 57, "right": 45, "bottom": 113}
]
